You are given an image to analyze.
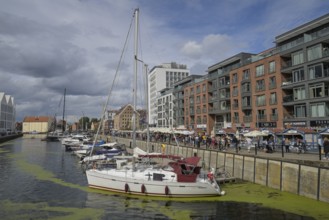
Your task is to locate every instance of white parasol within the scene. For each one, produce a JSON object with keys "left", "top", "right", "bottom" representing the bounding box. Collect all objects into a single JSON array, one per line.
[{"left": 243, "top": 130, "right": 269, "bottom": 138}]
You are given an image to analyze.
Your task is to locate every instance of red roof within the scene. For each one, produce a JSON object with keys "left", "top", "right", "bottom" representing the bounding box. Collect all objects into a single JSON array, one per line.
[{"left": 23, "top": 116, "right": 51, "bottom": 123}]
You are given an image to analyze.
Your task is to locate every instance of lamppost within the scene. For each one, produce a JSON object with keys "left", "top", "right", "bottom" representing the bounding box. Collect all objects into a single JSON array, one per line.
[{"left": 253, "top": 94, "right": 259, "bottom": 155}]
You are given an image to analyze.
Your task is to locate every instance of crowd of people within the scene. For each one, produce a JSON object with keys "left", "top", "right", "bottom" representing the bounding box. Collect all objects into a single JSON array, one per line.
[{"left": 109, "top": 130, "right": 329, "bottom": 156}]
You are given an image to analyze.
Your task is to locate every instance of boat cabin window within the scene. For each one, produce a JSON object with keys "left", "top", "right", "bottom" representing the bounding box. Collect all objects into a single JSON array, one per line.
[{"left": 153, "top": 173, "right": 165, "bottom": 181}]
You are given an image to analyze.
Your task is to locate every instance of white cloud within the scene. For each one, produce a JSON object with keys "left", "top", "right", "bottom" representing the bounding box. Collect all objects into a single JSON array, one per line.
[
  {"left": 181, "top": 34, "right": 247, "bottom": 63},
  {"left": 181, "top": 41, "right": 202, "bottom": 59}
]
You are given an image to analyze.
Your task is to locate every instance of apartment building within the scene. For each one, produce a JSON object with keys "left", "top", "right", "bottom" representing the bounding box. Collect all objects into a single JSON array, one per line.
[
  {"left": 156, "top": 88, "right": 175, "bottom": 128},
  {"left": 207, "top": 53, "right": 254, "bottom": 133},
  {"left": 230, "top": 50, "right": 283, "bottom": 130},
  {"left": 148, "top": 62, "right": 189, "bottom": 127},
  {"left": 184, "top": 76, "right": 212, "bottom": 134},
  {"left": 276, "top": 13, "right": 329, "bottom": 130},
  {"left": 172, "top": 75, "right": 202, "bottom": 130},
  {"left": 202, "top": 13, "right": 329, "bottom": 134}
]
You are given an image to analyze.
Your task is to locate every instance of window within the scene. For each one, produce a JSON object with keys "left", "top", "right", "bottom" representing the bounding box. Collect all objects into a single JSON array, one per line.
[
  {"left": 269, "top": 76, "right": 276, "bottom": 89},
  {"left": 256, "top": 79, "right": 265, "bottom": 91},
  {"left": 196, "top": 96, "right": 201, "bottom": 104},
  {"left": 196, "top": 85, "right": 200, "bottom": 94},
  {"left": 232, "top": 86, "right": 238, "bottom": 97},
  {"left": 258, "top": 109, "right": 266, "bottom": 121},
  {"left": 219, "top": 89, "right": 226, "bottom": 98},
  {"left": 256, "top": 65, "right": 265, "bottom": 77},
  {"left": 293, "top": 87, "right": 306, "bottom": 100},
  {"left": 256, "top": 95, "right": 266, "bottom": 106},
  {"left": 310, "top": 103, "right": 326, "bottom": 117},
  {"left": 242, "top": 82, "right": 250, "bottom": 92},
  {"left": 202, "top": 116, "right": 207, "bottom": 124},
  {"left": 292, "top": 50, "right": 304, "bottom": 65},
  {"left": 243, "top": 69, "right": 250, "bottom": 80},
  {"left": 307, "top": 44, "right": 322, "bottom": 61},
  {"left": 202, "top": 84, "right": 206, "bottom": 92},
  {"left": 233, "top": 99, "right": 239, "bottom": 109},
  {"left": 271, "top": 108, "right": 278, "bottom": 121},
  {"left": 309, "top": 83, "right": 325, "bottom": 98},
  {"left": 242, "top": 96, "right": 251, "bottom": 107},
  {"left": 309, "top": 64, "right": 323, "bottom": 79},
  {"left": 219, "top": 77, "right": 225, "bottom": 86},
  {"left": 270, "top": 93, "right": 277, "bottom": 105},
  {"left": 295, "top": 105, "right": 306, "bottom": 117},
  {"left": 269, "top": 61, "right": 276, "bottom": 73},
  {"left": 232, "top": 73, "right": 238, "bottom": 84},
  {"left": 292, "top": 68, "right": 305, "bottom": 82}
]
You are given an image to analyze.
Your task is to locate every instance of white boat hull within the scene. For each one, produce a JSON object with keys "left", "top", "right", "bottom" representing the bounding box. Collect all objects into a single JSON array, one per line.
[{"left": 86, "top": 168, "right": 221, "bottom": 197}]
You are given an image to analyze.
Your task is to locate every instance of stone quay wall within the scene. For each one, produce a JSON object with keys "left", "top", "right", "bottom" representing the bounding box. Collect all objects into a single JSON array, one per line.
[{"left": 111, "top": 136, "right": 329, "bottom": 203}]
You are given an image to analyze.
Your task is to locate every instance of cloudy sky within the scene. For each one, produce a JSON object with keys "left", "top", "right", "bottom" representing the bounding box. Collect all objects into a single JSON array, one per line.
[{"left": 1, "top": 0, "right": 329, "bottom": 123}]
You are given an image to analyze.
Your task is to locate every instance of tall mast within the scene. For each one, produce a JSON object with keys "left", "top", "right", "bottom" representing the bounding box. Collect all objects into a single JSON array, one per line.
[
  {"left": 62, "top": 88, "right": 66, "bottom": 132},
  {"left": 132, "top": 8, "right": 139, "bottom": 149},
  {"left": 144, "top": 64, "right": 150, "bottom": 153}
]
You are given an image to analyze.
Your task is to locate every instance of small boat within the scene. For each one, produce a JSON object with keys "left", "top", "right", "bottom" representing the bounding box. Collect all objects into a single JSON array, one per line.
[
  {"left": 81, "top": 142, "right": 126, "bottom": 163},
  {"left": 62, "top": 134, "right": 92, "bottom": 151}
]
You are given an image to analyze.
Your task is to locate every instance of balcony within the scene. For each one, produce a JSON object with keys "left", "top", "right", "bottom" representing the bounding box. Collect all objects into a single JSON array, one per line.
[
  {"left": 233, "top": 117, "right": 239, "bottom": 123},
  {"left": 270, "top": 114, "right": 278, "bottom": 121},
  {"left": 243, "top": 115, "right": 252, "bottom": 123},
  {"left": 281, "top": 77, "right": 293, "bottom": 87},
  {"left": 283, "top": 94, "right": 293, "bottom": 103},
  {"left": 257, "top": 114, "right": 267, "bottom": 122},
  {"left": 208, "top": 106, "right": 231, "bottom": 114},
  {"left": 232, "top": 103, "right": 239, "bottom": 110},
  {"left": 241, "top": 104, "right": 252, "bottom": 110}
]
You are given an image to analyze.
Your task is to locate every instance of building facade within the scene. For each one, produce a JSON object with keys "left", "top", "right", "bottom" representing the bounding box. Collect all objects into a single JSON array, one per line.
[
  {"left": 148, "top": 62, "right": 189, "bottom": 126},
  {"left": 183, "top": 76, "right": 212, "bottom": 134},
  {"left": 156, "top": 88, "right": 175, "bottom": 128},
  {"left": 113, "top": 104, "right": 140, "bottom": 130},
  {"left": 0, "top": 92, "right": 16, "bottom": 134},
  {"left": 276, "top": 13, "right": 329, "bottom": 130},
  {"left": 22, "top": 116, "right": 53, "bottom": 133},
  {"left": 229, "top": 50, "right": 283, "bottom": 130}
]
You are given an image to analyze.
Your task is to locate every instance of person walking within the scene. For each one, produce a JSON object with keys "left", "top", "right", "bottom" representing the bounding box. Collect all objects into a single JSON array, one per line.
[{"left": 323, "top": 137, "right": 329, "bottom": 160}]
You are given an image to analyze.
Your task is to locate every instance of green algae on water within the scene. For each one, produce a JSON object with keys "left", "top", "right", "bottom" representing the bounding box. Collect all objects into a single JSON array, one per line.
[{"left": 0, "top": 200, "right": 104, "bottom": 220}]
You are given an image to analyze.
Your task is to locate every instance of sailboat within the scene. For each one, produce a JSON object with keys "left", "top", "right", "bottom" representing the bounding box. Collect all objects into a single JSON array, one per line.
[
  {"left": 85, "top": 9, "right": 224, "bottom": 197},
  {"left": 42, "top": 88, "right": 67, "bottom": 142}
]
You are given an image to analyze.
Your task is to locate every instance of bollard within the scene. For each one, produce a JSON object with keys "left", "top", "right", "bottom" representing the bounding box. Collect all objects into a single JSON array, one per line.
[
  {"left": 152, "top": 145, "right": 154, "bottom": 152},
  {"left": 318, "top": 144, "right": 322, "bottom": 161},
  {"left": 130, "top": 141, "right": 132, "bottom": 149},
  {"left": 255, "top": 144, "right": 257, "bottom": 155}
]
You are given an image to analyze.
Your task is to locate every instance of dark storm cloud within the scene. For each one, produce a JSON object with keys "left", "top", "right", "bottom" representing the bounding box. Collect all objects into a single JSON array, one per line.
[{"left": 0, "top": 12, "right": 86, "bottom": 78}]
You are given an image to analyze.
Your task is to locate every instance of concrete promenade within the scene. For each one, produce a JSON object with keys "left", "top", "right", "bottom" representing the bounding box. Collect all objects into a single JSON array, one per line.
[
  {"left": 0, "top": 133, "right": 23, "bottom": 143},
  {"left": 205, "top": 145, "right": 326, "bottom": 166}
]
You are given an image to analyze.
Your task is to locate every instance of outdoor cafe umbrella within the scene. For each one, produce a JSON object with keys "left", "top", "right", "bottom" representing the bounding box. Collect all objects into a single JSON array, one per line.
[{"left": 243, "top": 130, "right": 269, "bottom": 138}]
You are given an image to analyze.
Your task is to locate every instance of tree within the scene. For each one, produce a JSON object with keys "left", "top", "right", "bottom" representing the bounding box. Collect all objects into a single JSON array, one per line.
[{"left": 79, "top": 117, "right": 90, "bottom": 130}]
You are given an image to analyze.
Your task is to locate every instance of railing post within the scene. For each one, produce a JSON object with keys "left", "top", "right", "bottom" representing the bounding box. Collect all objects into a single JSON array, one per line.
[{"left": 281, "top": 142, "right": 284, "bottom": 158}]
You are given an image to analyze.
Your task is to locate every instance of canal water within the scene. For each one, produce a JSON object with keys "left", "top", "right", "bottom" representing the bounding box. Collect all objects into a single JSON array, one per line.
[{"left": 0, "top": 137, "right": 325, "bottom": 219}]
